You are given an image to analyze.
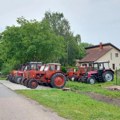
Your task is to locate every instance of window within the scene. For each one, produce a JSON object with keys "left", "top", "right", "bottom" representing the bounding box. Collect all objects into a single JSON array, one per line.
[
  {"left": 24, "top": 66, "right": 28, "bottom": 71},
  {"left": 98, "top": 63, "right": 104, "bottom": 70},
  {"left": 31, "top": 64, "right": 36, "bottom": 70},
  {"left": 50, "top": 65, "right": 55, "bottom": 71},
  {"left": 44, "top": 65, "right": 49, "bottom": 71},
  {"left": 57, "top": 65, "right": 60, "bottom": 71},
  {"left": 94, "top": 63, "right": 98, "bottom": 70},
  {"left": 115, "top": 53, "right": 118, "bottom": 57},
  {"left": 40, "top": 65, "right": 45, "bottom": 71},
  {"left": 89, "top": 63, "right": 92, "bottom": 67}
]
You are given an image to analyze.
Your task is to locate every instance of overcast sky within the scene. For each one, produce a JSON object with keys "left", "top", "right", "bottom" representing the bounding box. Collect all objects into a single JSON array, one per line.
[{"left": 0, "top": 0, "right": 120, "bottom": 47}]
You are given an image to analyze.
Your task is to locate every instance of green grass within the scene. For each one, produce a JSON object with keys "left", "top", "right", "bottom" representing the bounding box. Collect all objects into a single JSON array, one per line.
[
  {"left": 66, "top": 80, "right": 120, "bottom": 98},
  {"left": 17, "top": 89, "right": 120, "bottom": 120},
  {"left": 0, "top": 77, "right": 6, "bottom": 80}
]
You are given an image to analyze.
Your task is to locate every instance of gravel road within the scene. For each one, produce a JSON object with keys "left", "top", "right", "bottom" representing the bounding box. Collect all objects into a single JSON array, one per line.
[{"left": 0, "top": 83, "right": 66, "bottom": 120}]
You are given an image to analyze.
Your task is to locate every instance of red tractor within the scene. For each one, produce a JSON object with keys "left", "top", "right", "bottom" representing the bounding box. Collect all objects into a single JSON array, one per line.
[
  {"left": 8, "top": 62, "right": 42, "bottom": 84},
  {"left": 67, "top": 66, "right": 91, "bottom": 81},
  {"left": 21, "top": 63, "right": 44, "bottom": 86},
  {"left": 81, "top": 61, "right": 114, "bottom": 84},
  {"left": 23, "top": 63, "right": 66, "bottom": 89},
  {"left": 7, "top": 64, "right": 26, "bottom": 83}
]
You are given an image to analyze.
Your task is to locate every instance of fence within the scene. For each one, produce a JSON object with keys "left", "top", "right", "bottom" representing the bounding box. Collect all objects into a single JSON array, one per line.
[{"left": 115, "top": 68, "right": 120, "bottom": 85}]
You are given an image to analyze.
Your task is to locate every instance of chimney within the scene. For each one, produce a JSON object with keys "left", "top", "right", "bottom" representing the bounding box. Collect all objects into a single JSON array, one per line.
[{"left": 99, "top": 42, "right": 103, "bottom": 49}]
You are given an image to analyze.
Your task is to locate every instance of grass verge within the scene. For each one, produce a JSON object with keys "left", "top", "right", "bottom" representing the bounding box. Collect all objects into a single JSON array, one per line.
[
  {"left": 0, "top": 77, "right": 6, "bottom": 80},
  {"left": 17, "top": 89, "right": 120, "bottom": 120}
]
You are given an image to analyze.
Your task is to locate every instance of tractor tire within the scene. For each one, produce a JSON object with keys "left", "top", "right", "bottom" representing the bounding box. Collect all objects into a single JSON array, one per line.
[
  {"left": 11, "top": 76, "right": 16, "bottom": 83},
  {"left": 50, "top": 73, "right": 66, "bottom": 88},
  {"left": 28, "top": 79, "right": 38, "bottom": 89},
  {"left": 24, "top": 80, "right": 29, "bottom": 87},
  {"left": 8, "top": 75, "right": 12, "bottom": 82},
  {"left": 69, "top": 75, "right": 77, "bottom": 81},
  {"left": 66, "top": 76, "right": 69, "bottom": 81},
  {"left": 102, "top": 71, "right": 114, "bottom": 82},
  {"left": 78, "top": 77, "right": 82, "bottom": 82},
  {"left": 16, "top": 76, "right": 23, "bottom": 84},
  {"left": 14, "top": 76, "right": 19, "bottom": 83},
  {"left": 20, "top": 78, "right": 26, "bottom": 85},
  {"left": 26, "top": 80, "right": 30, "bottom": 88},
  {"left": 87, "top": 77, "right": 96, "bottom": 84},
  {"left": 43, "top": 83, "right": 48, "bottom": 86},
  {"left": 23, "top": 79, "right": 28, "bottom": 86}
]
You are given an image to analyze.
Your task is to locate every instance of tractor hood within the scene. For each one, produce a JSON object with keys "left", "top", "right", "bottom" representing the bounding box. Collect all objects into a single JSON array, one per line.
[{"left": 88, "top": 70, "right": 97, "bottom": 75}]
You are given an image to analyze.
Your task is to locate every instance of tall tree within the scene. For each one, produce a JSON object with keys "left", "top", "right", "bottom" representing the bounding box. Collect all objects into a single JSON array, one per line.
[
  {"left": 78, "top": 42, "right": 93, "bottom": 59},
  {"left": 43, "top": 11, "right": 81, "bottom": 65}
]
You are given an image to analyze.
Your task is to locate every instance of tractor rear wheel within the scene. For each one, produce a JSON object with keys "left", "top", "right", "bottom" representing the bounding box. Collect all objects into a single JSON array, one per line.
[
  {"left": 102, "top": 71, "right": 114, "bottom": 82},
  {"left": 28, "top": 79, "right": 38, "bottom": 89},
  {"left": 14, "top": 76, "right": 22, "bottom": 84},
  {"left": 87, "top": 77, "right": 96, "bottom": 84},
  {"left": 50, "top": 73, "right": 66, "bottom": 88}
]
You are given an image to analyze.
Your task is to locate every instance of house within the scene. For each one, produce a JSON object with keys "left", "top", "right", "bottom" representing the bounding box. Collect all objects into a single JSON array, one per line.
[{"left": 78, "top": 43, "right": 120, "bottom": 70}]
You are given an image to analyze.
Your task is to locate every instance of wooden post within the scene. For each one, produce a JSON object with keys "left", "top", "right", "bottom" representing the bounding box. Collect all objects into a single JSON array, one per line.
[{"left": 116, "top": 67, "right": 117, "bottom": 85}]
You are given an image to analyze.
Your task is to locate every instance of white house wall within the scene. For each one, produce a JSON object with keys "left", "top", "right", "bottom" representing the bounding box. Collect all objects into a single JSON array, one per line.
[{"left": 96, "top": 48, "right": 120, "bottom": 70}]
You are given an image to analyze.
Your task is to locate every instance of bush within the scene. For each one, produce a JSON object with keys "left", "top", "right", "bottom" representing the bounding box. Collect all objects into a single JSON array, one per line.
[{"left": 61, "top": 66, "right": 67, "bottom": 73}]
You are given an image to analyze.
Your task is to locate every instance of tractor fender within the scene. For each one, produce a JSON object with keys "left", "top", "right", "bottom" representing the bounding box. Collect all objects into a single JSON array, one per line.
[
  {"left": 104, "top": 69, "right": 114, "bottom": 74},
  {"left": 52, "top": 72, "right": 67, "bottom": 77}
]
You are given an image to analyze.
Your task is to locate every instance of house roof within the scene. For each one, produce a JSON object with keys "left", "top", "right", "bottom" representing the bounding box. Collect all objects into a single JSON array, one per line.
[
  {"left": 79, "top": 43, "right": 119, "bottom": 63},
  {"left": 86, "top": 43, "right": 120, "bottom": 51}
]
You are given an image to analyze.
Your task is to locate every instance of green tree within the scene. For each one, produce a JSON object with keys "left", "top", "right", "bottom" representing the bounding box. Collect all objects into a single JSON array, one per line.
[
  {"left": 0, "top": 17, "right": 65, "bottom": 73},
  {"left": 43, "top": 11, "right": 81, "bottom": 65},
  {"left": 0, "top": 11, "right": 90, "bottom": 74},
  {"left": 78, "top": 42, "right": 93, "bottom": 59}
]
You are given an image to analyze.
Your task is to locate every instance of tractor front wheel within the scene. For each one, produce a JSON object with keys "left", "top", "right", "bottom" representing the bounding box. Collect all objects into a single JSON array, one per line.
[
  {"left": 15, "top": 76, "right": 22, "bottom": 84},
  {"left": 28, "top": 79, "right": 38, "bottom": 89},
  {"left": 16, "top": 76, "right": 23, "bottom": 84},
  {"left": 70, "top": 75, "right": 77, "bottom": 81},
  {"left": 24, "top": 80, "right": 29, "bottom": 87},
  {"left": 50, "top": 73, "right": 66, "bottom": 88},
  {"left": 87, "top": 77, "right": 96, "bottom": 84},
  {"left": 8, "top": 75, "right": 12, "bottom": 82},
  {"left": 11, "top": 76, "right": 16, "bottom": 83},
  {"left": 20, "top": 79, "right": 26, "bottom": 85}
]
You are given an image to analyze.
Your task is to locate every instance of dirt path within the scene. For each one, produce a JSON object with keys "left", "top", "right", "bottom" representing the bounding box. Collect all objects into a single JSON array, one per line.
[
  {"left": 0, "top": 83, "right": 66, "bottom": 120},
  {"left": 72, "top": 89, "right": 120, "bottom": 107},
  {"left": 86, "top": 92, "right": 120, "bottom": 106}
]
